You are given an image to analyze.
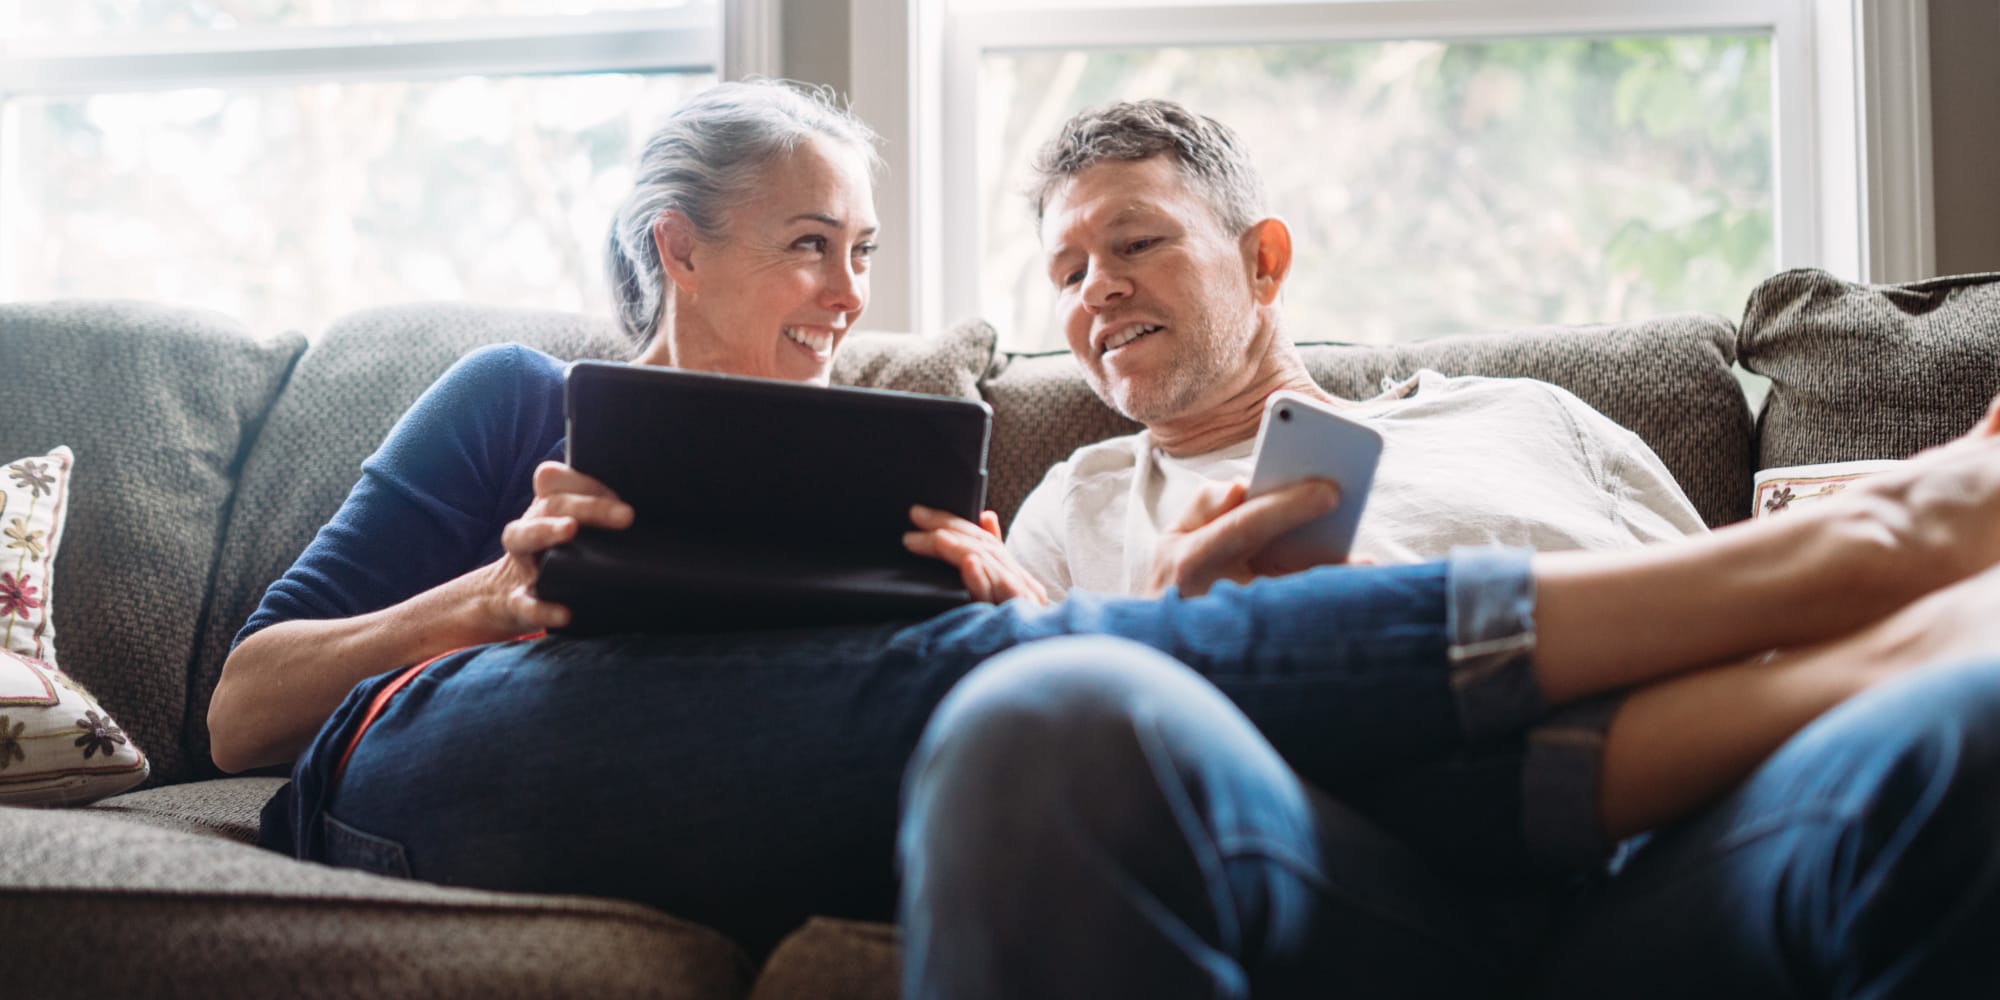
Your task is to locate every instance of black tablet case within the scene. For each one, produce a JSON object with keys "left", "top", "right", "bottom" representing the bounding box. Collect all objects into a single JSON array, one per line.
[{"left": 536, "top": 361, "right": 992, "bottom": 634}]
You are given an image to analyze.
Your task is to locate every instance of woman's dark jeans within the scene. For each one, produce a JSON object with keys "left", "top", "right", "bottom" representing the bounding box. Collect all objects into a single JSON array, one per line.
[{"left": 272, "top": 551, "right": 1566, "bottom": 955}]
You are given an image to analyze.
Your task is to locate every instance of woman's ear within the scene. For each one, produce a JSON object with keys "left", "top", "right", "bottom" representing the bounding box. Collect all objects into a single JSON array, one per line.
[
  {"left": 654, "top": 212, "right": 702, "bottom": 295},
  {"left": 1242, "top": 217, "right": 1293, "bottom": 306}
]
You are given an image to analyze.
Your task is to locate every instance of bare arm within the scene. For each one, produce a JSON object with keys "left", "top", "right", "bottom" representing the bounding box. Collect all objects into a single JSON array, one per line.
[
  {"left": 1595, "top": 643, "right": 1869, "bottom": 838},
  {"left": 207, "top": 462, "right": 630, "bottom": 773},
  {"left": 1538, "top": 404, "right": 2000, "bottom": 836}
]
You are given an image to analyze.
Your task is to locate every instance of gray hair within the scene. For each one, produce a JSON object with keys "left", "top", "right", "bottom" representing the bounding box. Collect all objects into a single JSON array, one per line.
[
  {"left": 606, "top": 79, "right": 880, "bottom": 350},
  {"left": 1028, "top": 99, "right": 1265, "bottom": 235}
]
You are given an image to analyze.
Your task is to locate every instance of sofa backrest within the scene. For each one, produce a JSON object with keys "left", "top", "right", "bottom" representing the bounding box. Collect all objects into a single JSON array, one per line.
[
  {"left": 0, "top": 301, "right": 304, "bottom": 785},
  {"left": 983, "top": 313, "right": 1753, "bottom": 531}
]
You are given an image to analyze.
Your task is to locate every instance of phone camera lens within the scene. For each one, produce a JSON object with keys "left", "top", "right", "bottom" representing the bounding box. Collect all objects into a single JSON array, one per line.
[{"left": 1278, "top": 408, "right": 1292, "bottom": 422}]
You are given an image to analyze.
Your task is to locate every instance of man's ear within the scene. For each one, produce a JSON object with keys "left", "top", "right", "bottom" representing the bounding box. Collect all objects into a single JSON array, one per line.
[
  {"left": 1243, "top": 217, "right": 1292, "bottom": 305},
  {"left": 653, "top": 212, "right": 702, "bottom": 296}
]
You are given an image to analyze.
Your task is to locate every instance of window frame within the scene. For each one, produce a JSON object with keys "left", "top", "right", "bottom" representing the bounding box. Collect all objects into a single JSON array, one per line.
[{"left": 851, "top": 0, "right": 1928, "bottom": 340}]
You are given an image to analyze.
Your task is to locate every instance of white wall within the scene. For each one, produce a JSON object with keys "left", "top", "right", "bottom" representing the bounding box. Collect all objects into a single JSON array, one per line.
[{"left": 1929, "top": 0, "right": 2000, "bottom": 274}]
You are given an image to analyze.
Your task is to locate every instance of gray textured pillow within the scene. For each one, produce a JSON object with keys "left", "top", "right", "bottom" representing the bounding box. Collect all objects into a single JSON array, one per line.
[
  {"left": 832, "top": 319, "right": 996, "bottom": 401},
  {"left": 0, "top": 301, "right": 304, "bottom": 786},
  {"left": 1739, "top": 268, "right": 2000, "bottom": 470},
  {"left": 185, "top": 307, "right": 995, "bottom": 775},
  {"left": 982, "top": 314, "right": 1750, "bottom": 530}
]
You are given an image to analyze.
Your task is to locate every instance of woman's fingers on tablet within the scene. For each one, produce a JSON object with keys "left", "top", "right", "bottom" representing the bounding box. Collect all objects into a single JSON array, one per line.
[
  {"left": 538, "top": 492, "right": 634, "bottom": 529},
  {"left": 502, "top": 514, "right": 577, "bottom": 555},
  {"left": 532, "top": 461, "right": 619, "bottom": 500},
  {"left": 509, "top": 585, "right": 569, "bottom": 630}
]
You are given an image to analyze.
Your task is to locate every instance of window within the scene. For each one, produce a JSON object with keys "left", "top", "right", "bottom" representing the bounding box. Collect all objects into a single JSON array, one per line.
[
  {"left": 915, "top": 0, "right": 1854, "bottom": 352},
  {"left": 0, "top": 2, "right": 721, "bottom": 338},
  {"left": 980, "top": 36, "right": 1773, "bottom": 349}
]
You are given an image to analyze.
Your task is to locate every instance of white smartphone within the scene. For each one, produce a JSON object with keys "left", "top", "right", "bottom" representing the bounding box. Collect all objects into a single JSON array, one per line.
[{"left": 1246, "top": 390, "right": 1385, "bottom": 566}]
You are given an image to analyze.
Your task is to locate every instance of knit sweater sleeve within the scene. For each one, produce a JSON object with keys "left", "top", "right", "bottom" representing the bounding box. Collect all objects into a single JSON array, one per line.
[{"left": 233, "top": 344, "right": 569, "bottom": 648}]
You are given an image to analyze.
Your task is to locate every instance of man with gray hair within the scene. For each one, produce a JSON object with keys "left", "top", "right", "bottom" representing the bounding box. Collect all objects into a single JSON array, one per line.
[{"left": 906, "top": 98, "right": 1704, "bottom": 607}]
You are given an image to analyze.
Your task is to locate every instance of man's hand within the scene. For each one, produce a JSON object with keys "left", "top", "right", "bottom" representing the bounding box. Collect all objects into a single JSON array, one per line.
[
  {"left": 477, "top": 460, "right": 632, "bottom": 634},
  {"left": 904, "top": 506, "right": 1051, "bottom": 607},
  {"left": 1145, "top": 477, "right": 1343, "bottom": 598}
]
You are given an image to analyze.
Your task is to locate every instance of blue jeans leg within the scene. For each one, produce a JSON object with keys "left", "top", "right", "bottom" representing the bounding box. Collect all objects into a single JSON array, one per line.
[
  {"left": 899, "top": 636, "right": 1550, "bottom": 1000},
  {"left": 287, "top": 553, "right": 1555, "bottom": 954},
  {"left": 1540, "top": 656, "right": 2000, "bottom": 999}
]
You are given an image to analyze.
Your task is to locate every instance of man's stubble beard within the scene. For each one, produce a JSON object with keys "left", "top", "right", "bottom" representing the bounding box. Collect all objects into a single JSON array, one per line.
[{"left": 1100, "top": 328, "right": 1240, "bottom": 425}]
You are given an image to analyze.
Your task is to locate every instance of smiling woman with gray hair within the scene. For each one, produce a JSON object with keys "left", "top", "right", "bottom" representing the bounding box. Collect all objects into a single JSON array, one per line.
[
  {"left": 206, "top": 80, "right": 906, "bottom": 942},
  {"left": 606, "top": 80, "right": 881, "bottom": 366},
  {"left": 212, "top": 80, "right": 885, "bottom": 776}
]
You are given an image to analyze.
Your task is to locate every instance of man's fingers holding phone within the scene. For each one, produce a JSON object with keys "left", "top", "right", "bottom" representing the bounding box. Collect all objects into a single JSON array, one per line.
[
  {"left": 1149, "top": 477, "right": 1339, "bottom": 597},
  {"left": 1191, "top": 477, "right": 1341, "bottom": 566}
]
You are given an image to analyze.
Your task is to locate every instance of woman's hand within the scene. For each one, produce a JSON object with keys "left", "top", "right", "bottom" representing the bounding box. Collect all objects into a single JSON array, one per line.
[
  {"left": 905, "top": 506, "right": 1050, "bottom": 607},
  {"left": 1144, "top": 477, "right": 1343, "bottom": 598},
  {"left": 210, "top": 461, "right": 631, "bottom": 773},
  {"left": 478, "top": 460, "right": 633, "bottom": 634}
]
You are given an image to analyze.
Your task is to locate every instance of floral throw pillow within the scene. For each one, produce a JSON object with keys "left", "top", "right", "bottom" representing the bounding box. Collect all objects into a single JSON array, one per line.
[
  {"left": 1753, "top": 459, "right": 1904, "bottom": 519},
  {"left": 2, "top": 446, "right": 71, "bottom": 668},
  {"left": 0, "top": 648, "right": 149, "bottom": 805},
  {"left": 0, "top": 446, "right": 145, "bottom": 805}
]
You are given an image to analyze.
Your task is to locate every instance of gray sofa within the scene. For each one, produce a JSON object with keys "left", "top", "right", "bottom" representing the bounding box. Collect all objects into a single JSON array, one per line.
[{"left": 2, "top": 268, "right": 1996, "bottom": 998}]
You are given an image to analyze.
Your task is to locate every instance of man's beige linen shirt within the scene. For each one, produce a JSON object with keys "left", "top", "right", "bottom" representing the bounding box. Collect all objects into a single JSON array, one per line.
[{"left": 1006, "top": 370, "right": 1707, "bottom": 601}]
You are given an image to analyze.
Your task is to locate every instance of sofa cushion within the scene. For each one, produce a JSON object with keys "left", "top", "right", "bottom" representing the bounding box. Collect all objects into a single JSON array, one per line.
[
  {"left": 0, "top": 795, "right": 750, "bottom": 999},
  {"left": 0, "top": 302, "right": 305, "bottom": 787},
  {"left": 750, "top": 917, "right": 900, "bottom": 1000},
  {"left": 86, "top": 774, "right": 286, "bottom": 843},
  {"left": 983, "top": 313, "right": 1750, "bottom": 530},
  {"left": 1739, "top": 269, "right": 2000, "bottom": 469},
  {"left": 186, "top": 306, "right": 997, "bottom": 776}
]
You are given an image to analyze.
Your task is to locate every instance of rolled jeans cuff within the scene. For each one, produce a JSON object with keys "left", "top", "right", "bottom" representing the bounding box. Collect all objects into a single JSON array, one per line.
[
  {"left": 1445, "top": 545, "right": 1544, "bottom": 742},
  {"left": 1523, "top": 695, "right": 1622, "bottom": 869}
]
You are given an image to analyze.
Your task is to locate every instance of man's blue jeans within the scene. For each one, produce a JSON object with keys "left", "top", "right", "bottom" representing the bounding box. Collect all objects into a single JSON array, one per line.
[
  {"left": 269, "top": 551, "right": 1576, "bottom": 955},
  {"left": 898, "top": 637, "right": 2000, "bottom": 998}
]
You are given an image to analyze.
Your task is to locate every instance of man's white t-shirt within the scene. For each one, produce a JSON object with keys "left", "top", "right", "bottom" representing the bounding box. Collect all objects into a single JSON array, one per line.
[{"left": 1006, "top": 370, "right": 1708, "bottom": 600}]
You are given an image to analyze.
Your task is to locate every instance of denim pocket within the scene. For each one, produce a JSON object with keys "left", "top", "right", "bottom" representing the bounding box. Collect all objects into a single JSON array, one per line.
[{"left": 322, "top": 812, "right": 414, "bottom": 879}]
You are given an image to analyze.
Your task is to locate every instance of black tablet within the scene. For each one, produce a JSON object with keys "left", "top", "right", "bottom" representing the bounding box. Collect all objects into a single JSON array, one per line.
[{"left": 536, "top": 360, "right": 993, "bottom": 634}]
